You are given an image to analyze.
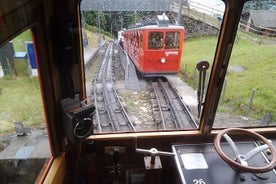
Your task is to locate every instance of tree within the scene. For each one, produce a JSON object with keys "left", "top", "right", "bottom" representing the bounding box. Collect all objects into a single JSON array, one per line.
[{"left": 83, "top": 11, "right": 107, "bottom": 31}]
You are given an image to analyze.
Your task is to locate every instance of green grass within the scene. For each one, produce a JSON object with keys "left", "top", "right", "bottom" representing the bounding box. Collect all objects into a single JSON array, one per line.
[
  {"left": 12, "top": 30, "right": 32, "bottom": 51},
  {"left": 181, "top": 36, "right": 217, "bottom": 77},
  {"left": 0, "top": 30, "right": 44, "bottom": 134},
  {"left": 0, "top": 76, "right": 45, "bottom": 133},
  {"left": 180, "top": 36, "right": 276, "bottom": 121}
]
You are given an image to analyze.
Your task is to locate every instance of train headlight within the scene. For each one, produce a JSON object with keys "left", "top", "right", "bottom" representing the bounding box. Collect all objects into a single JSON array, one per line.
[{"left": 161, "top": 58, "right": 166, "bottom": 63}]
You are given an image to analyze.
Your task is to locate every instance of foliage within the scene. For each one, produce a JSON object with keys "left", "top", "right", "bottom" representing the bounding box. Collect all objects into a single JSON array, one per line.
[
  {"left": 83, "top": 11, "right": 107, "bottom": 31},
  {"left": 82, "top": 11, "right": 164, "bottom": 37},
  {"left": 85, "top": 23, "right": 115, "bottom": 39},
  {"left": 84, "top": 11, "right": 125, "bottom": 37}
]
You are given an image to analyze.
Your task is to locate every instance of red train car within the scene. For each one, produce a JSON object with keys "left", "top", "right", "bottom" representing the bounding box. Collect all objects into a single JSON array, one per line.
[{"left": 123, "top": 15, "right": 185, "bottom": 77}]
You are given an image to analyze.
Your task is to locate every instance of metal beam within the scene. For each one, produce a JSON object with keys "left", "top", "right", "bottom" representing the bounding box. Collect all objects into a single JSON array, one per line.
[{"left": 81, "top": 0, "right": 172, "bottom": 11}]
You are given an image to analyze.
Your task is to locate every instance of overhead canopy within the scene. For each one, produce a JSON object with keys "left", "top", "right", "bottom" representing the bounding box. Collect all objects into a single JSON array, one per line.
[{"left": 81, "top": 0, "right": 172, "bottom": 11}]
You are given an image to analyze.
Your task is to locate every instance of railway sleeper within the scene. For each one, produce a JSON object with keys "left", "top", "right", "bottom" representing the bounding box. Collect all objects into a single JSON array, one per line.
[
  {"left": 96, "top": 96, "right": 104, "bottom": 101},
  {"left": 150, "top": 92, "right": 156, "bottom": 99},
  {"left": 98, "top": 107, "right": 107, "bottom": 113},
  {"left": 150, "top": 99, "right": 158, "bottom": 107},
  {"left": 114, "top": 108, "right": 122, "bottom": 113},
  {"left": 161, "top": 106, "right": 170, "bottom": 111}
]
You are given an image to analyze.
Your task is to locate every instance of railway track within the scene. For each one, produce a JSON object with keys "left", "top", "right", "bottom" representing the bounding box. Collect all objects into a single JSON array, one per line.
[
  {"left": 150, "top": 78, "right": 198, "bottom": 130},
  {"left": 90, "top": 42, "right": 198, "bottom": 133},
  {"left": 93, "top": 43, "right": 136, "bottom": 133}
]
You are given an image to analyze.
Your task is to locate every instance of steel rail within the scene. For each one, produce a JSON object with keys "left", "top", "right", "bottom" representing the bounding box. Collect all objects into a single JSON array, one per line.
[
  {"left": 157, "top": 79, "right": 183, "bottom": 129},
  {"left": 168, "top": 82, "right": 199, "bottom": 129},
  {"left": 156, "top": 78, "right": 197, "bottom": 129},
  {"left": 151, "top": 81, "right": 167, "bottom": 130},
  {"left": 93, "top": 42, "right": 136, "bottom": 133}
]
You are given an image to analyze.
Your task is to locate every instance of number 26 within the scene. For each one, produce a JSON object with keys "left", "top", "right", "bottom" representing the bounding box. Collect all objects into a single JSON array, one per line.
[{"left": 193, "top": 179, "right": 206, "bottom": 184}]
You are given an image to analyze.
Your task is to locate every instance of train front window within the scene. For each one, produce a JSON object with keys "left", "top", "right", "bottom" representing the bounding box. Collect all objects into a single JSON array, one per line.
[
  {"left": 81, "top": 0, "right": 225, "bottom": 134},
  {"left": 148, "top": 32, "right": 163, "bottom": 49},
  {"left": 0, "top": 30, "right": 51, "bottom": 183},
  {"left": 165, "top": 32, "right": 180, "bottom": 49}
]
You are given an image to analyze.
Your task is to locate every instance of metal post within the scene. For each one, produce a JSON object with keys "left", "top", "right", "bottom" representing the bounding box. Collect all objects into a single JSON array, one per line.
[
  {"left": 246, "top": 89, "right": 256, "bottom": 118},
  {"left": 177, "top": 0, "right": 183, "bottom": 25},
  {"left": 183, "top": 63, "right": 187, "bottom": 81},
  {"left": 97, "top": 3, "right": 101, "bottom": 44}
]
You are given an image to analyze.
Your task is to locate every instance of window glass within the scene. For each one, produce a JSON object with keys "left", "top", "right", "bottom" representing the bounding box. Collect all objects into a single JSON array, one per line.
[
  {"left": 165, "top": 32, "right": 179, "bottom": 49},
  {"left": 148, "top": 32, "right": 163, "bottom": 49},
  {"left": 213, "top": 0, "right": 276, "bottom": 128},
  {"left": 0, "top": 30, "right": 51, "bottom": 183},
  {"left": 81, "top": 0, "right": 225, "bottom": 133}
]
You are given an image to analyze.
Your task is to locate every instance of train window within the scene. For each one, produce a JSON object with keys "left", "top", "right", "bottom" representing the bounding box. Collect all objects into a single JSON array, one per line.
[
  {"left": 148, "top": 32, "right": 163, "bottom": 49},
  {"left": 81, "top": 0, "right": 228, "bottom": 134},
  {"left": 213, "top": 0, "right": 276, "bottom": 129},
  {"left": 139, "top": 33, "right": 144, "bottom": 49},
  {"left": 165, "top": 32, "right": 180, "bottom": 49},
  {"left": 0, "top": 30, "right": 51, "bottom": 183}
]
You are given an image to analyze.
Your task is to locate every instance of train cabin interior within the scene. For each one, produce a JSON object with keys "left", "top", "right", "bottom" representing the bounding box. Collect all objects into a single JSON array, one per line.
[{"left": 0, "top": 0, "right": 276, "bottom": 183}]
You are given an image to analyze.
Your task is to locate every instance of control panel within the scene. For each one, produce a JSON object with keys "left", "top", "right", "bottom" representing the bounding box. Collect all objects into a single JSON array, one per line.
[{"left": 172, "top": 142, "right": 276, "bottom": 184}]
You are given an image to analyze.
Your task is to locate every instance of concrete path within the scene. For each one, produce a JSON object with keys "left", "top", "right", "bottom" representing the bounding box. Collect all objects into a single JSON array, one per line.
[{"left": 0, "top": 126, "right": 51, "bottom": 159}]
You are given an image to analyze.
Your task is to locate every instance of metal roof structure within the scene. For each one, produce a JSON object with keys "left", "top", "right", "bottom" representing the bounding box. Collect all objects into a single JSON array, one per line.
[{"left": 81, "top": 0, "right": 172, "bottom": 11}]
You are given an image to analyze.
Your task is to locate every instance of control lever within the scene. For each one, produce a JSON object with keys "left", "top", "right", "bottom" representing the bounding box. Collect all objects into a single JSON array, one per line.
[
  {"left": 113, "top": 148, "right": 120, "bottom": 179},
  {"left": 136, "top": 147, "right": 175, "bottom": 165},
  {"left": 135, "top": 137, "right": 175, "bottom": 183},
  {"left": 135, "top": 137, "right": 175, "bottom": 167},
  {"left": 104, "top": 146, "right": 126, "bottom": 184}
]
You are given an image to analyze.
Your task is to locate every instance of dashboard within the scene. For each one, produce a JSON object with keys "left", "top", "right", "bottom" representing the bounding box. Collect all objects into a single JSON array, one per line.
[{"left": 172, "top": 141, "right": 276, "bottom": 184}]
